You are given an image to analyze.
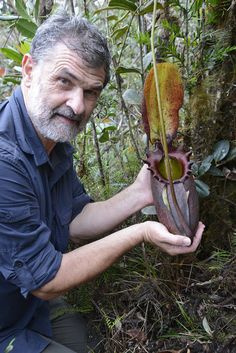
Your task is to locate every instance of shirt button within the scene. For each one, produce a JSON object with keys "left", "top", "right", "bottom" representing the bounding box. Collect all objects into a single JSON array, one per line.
[{"left": 14, "top": 260, "right": 23, "bottom": 268}]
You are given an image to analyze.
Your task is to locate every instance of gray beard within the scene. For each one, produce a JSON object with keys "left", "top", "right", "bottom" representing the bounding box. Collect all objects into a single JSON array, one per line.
[{"left": 29, "top": 107, "right": 82, "bottom": 143}]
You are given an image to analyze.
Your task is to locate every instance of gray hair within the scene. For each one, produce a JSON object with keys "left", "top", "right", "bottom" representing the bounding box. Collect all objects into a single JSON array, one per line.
[{"left": 30, "top": 11, "right": 111, "bottom": 87}]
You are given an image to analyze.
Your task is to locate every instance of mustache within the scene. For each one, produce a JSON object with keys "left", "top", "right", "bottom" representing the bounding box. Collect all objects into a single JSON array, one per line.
[{"left": 52, "top": 106, "right": 84, "bottom": 122}]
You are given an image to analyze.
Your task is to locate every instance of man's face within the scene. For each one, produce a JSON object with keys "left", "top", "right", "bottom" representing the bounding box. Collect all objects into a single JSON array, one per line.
[{"left": 23, "top": 43, "right": 105, "bottom": 143}]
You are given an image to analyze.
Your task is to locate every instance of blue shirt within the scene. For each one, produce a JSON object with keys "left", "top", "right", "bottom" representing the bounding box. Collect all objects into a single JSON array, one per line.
[{"left": 0, "top": 87, "right": 92, "bottom": 352}]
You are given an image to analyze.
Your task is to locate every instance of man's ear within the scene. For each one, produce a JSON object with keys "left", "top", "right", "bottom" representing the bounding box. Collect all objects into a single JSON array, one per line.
[{"left": 22, "top": 54, "right": 34, "bottom": 87}]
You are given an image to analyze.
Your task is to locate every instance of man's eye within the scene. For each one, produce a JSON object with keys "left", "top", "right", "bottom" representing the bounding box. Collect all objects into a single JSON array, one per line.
[{"left": 59, "top": 78, "right": 71, "bottom": 86}]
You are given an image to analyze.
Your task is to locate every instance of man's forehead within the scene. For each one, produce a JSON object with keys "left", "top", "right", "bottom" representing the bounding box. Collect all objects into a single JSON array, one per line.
[{"left": 35, "top": 43, "right": 105, "bottom": 84}]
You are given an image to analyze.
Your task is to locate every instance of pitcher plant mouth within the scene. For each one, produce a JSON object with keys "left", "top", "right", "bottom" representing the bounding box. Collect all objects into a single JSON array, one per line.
[{"left": 145, "top": 146, "right": 193, "bottom": 184}]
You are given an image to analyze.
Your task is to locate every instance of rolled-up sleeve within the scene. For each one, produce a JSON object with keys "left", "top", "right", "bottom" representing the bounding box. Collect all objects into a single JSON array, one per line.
[{"left": 0, "top": 153, "right": 62, "bottom": 298}]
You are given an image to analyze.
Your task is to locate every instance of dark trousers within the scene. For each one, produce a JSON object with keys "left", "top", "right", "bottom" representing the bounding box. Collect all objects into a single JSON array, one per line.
[{"left": 42, "top": 298, "right": 102, "bottom": 353}]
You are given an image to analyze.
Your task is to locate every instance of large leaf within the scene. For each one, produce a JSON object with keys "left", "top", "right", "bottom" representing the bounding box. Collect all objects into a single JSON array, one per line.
[
  {"left": 0, "top": 48, "right": 23, "bottom": 64},
  {"left": 212, "top": 140, "right": 230, "bottom": 163},
  {"left": 142, "top": 62, "right": 183, "bottom": 144},
  {"left": 122, "top": 89, "right": 141, "bottom": 105},
  {"left": 15, "top": 18, "right": 37, "bottom": 39},
  {"left": 108, "top": 0, "right": 137, "bottom": 12},
  {"left": 15, "top": 0, "right": 31, "bottom": 20}
]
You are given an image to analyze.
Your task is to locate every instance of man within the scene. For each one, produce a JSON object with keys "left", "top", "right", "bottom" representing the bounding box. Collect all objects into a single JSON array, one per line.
[{"left": 0, "top": 11, "right": 204, "bottom": 353}]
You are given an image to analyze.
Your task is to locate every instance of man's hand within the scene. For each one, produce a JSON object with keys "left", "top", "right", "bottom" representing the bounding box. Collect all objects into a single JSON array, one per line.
[
  {"left": 132, "top": 164, "right": 154, "bottom": 207},
  {"left": 143, "top": 221, "right": 204, "bottom": 256}
]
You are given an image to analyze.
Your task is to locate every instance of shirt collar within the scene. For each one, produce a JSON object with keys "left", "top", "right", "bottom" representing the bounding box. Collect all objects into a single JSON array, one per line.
[{"left": 10, "top": 86, "right": 74, "bottom": 167}]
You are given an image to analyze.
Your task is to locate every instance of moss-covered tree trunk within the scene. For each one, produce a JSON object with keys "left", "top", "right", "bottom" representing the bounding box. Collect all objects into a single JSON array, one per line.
[{"left": 187, "top": 0, "right": 236, "bottom": 252}]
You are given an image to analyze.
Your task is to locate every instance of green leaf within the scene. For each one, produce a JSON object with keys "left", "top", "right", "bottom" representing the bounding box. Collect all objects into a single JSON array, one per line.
[
  {"left": 191, "top": 162, "right": 199, "bottom": 177},
  {"left": 112, "top": 25, "right": 128, "bottom": 40},
  {"left": 107, "top": 15, "right": 118, "bottom": 21},
  {"left": 108, "top": 0, "right": 137, "bottom": 12},
  {"left": 16, "top": 41, "right": 30, "bottom": 55},
  {"left": 198, "top": 155, "right": 213, "bottom": 176},
  {"left": 15, "top": 0, "right": 31, "bottom": 20},
  {"left": 115, "top": 66, "right": 141, "bottom": 75},
  {"left": 212, "top": 140, "right": 230, "bottom": 163},
  {"left": 139, "top": 1, "right": 163, "bottom": 15},
  {"left": 223, "top": 146, "right": 236, "bottom": 164},
  {"left": 34, "top": 0, "right": 40, "bottom": 23},
  {"left": 122, "top": 89, "right": 141, "bottom": 105},
  {"left": 99, "top": 130, "right": 110, "bottom": 143},
  {"left": 15, "top": 18, "right": 37, "bottom": 39},
  {"left": 0, "top": 48, "right": 23, "bottom": 64},
  {"left": 208, "top": 166, "right": 224, "bottom": 177},
  {"left": 195, "top": 180, "right": 210, "bottom": 198}
]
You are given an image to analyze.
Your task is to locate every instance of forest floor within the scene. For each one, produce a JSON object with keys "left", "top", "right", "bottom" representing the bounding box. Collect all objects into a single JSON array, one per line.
[{"left": 69, "top": 240, "right": 236, "bottom": 353}]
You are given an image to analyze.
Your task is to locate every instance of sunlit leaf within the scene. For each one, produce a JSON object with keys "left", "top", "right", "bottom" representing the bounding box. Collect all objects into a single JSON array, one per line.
[
  {"left": 142, "top": 63, "right": 183, "bottom": 144},
  {"left": 16, "top": 41, "right": 30, "bottom": 55},
  {"left": 15, "top": 18, "right": 37, "bottom": 39},
  {"left": 0, "top": 48, "right": 23, "bottom": 64},
  {"left": 202, "top": 316, "right": 213, "bottom": 336},
  {"left": 15, "top": 0, "right": 31, "bottom": 20},
  {"left": 212, "top": 140, "right": 230, "bottom": 162}
]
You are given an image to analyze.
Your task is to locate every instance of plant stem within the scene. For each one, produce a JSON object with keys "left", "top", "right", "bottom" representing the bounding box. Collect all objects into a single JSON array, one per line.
[
  {"left": 150, "top": 0, "right": 172, "bottom": 184},
  {"left": 150, "top": 0, "right": 192, "bottom": 237},
  {"left": 91, "top": 118, "right": 106, "bottom": 187}
]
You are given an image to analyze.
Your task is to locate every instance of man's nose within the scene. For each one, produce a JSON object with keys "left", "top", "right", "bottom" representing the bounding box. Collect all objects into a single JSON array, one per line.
[{"left": 66, "top": 88, "right": 85, "bottom": 116}]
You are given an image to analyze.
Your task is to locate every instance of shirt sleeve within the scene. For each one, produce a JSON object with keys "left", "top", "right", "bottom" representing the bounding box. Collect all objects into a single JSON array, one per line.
[
  {"left": 0, "top": 151, "right": 62, "bottom": 298},
  {"left": 71, "top": 167, "right": 93, "bottom": 220}
]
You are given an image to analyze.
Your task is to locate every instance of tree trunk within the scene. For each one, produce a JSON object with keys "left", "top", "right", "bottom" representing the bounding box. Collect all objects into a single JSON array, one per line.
[{"left": 187, "top": 0, "right": 236, "bottom": 251}]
